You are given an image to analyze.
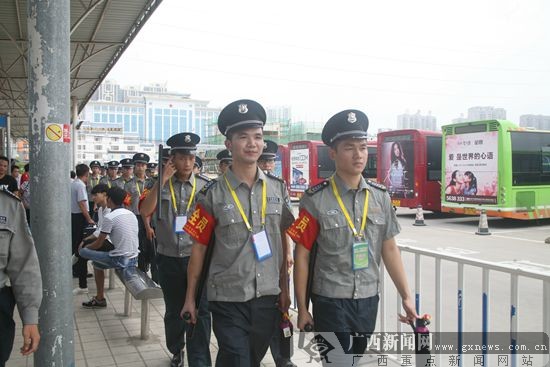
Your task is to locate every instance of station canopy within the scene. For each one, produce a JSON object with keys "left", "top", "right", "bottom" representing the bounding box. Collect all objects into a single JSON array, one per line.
[{"left": 0, "top": 0, "right": 162, "bottom": 138}]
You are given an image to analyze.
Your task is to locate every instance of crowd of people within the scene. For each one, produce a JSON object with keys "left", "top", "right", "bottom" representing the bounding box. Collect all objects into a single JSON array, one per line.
[{"left": 1, "top": 99, "right": 419, "bottom": 367}]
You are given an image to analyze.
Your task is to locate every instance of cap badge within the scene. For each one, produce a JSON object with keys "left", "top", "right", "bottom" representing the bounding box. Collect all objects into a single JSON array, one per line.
[
  {"left": 347, "top": 112, "right": 357, "bottom": 123},
  {"left": 185, "top": 135, "right": 191, "bottom": 143},
  {"left": 238, "top": 104, "right": 248, "bottom": 114}
]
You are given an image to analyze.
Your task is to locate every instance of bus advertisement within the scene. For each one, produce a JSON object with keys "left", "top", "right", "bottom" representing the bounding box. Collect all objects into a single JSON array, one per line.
[
  {"left": 378, "top": 130, "right": 442, "bottom": 212},
  {"left": 442, "top": 120, "right": 550, "bottom": 219},
  {"left": 288, "top": 140, "right": 377, "bottom": 199},
  {"left": 289, "top": 142, "right": 313, "bottom": 198},
  {"left": 444, "top": 130, "right": 498, "bottom": 205}
]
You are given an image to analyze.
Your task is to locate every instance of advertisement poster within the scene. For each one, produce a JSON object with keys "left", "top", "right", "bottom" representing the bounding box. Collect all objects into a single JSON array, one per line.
[
  {"left": 444, "top": 131, "right": 498, "bottom": 204},
  {"left": 380, "top": 137, "right": 415, "bottom": 198},
  {"left": 290, "top": 148, "right": 309, "bottom": 192}
]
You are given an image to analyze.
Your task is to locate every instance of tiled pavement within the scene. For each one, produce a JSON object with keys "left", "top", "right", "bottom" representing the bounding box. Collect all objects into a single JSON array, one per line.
[{"left": 7, "top": 270, "right": 396, "bottom": 367}]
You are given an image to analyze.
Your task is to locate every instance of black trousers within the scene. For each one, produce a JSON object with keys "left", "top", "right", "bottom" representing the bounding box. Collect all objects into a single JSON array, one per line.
[
  {"left": 210, "top": 295, "right": 279, "bottom": 367},
  {"left": 0, "top": 287, "right": 16, "bottom": 367},
  {"left": 71, "top": 213, "right": 87, "bottom": 289},
  {"left": 136, "top": 215, "right": 154, "bottom": 273},
  {"left": 311, "top": 294, "right": 379, "bottom": 365},
  {"left": 157, "top": 254, "right": 211, "bottom": 366}
]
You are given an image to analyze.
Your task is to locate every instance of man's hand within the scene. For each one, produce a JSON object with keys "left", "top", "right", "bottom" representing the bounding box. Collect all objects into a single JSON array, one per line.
[
  {"left": 145, "top": 226, "right": 155, "bottom": 241},
  {"left": 297, "top": 310, "right": 314, "bottom": 331},
  {"left": 78, "top": 241, "right": 84, "bottom": 251},
  {"left": 398, "top": 297, "right": 419, "bottom": 325},
  {"left": 181, "top": 300, "right": 197, "bottom": 324},
  {"left": 278, "top": 287, "right": 291, "bottom": 313},
  {"left": 161, "top": 158, "right": 177, "bottom": 186},
  {"left": 20, "top": 324, "right": 40, "bottom": 356}
]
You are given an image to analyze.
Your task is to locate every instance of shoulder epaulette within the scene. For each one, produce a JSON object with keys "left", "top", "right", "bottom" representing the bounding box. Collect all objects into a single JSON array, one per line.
[
  {"left": 367, "top": 180, "right": 387, "bottom": 191},
  {"left": 199, "top": 179, "right": 217, "bottom": 195},
  {"left": 306, "top": 180, "right": 329, "bottom": 195},
  {"left": 265, "top": 171, "right": 284, "bottom": 183},
  {"left": 197, "top": 173, "right": 211, "bottom": 182},
  {"left": 0, "top": 188, "right": 20, "bottom": 201}
]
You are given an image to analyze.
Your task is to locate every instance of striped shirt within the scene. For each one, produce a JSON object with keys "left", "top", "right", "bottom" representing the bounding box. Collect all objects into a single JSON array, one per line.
[{"left": 100, "top": 207, "right": 139, "bottom": 258}]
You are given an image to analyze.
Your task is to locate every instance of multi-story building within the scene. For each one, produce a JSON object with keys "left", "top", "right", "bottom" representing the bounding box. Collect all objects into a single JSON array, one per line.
[
  {"left": 78, "top": 80, "right": 221, "bottom": 163},
  {"left": 519, "top": 114, "right": 550, "bottom": 130},
  {"left": 397, "top": 111, "right": 437, "bottom": 131},
  {"left": 467, "top": 106, "right": 506, "bottom": 121}
]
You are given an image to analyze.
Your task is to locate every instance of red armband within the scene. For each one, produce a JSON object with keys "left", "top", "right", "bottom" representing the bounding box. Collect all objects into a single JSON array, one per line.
[
  {"left": 184, "top": 204, "right": 216, "bottom": 246},
  {"left": 286, "top": 208, "right": 319, "bottom": 251}
]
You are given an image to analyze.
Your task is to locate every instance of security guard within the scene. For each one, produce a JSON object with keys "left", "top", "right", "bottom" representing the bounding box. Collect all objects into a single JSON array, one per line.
[
  {"left": 259, "top": 140, "right": 297, "bottom": 367},
  {"left": 258, "top": 140, "right": 278, "bottom": 174},
  {"left": 99, "top": 161, "right": 122, "bottom": 189},
  {"left": 0, "top": 189, "right": 42, "bottom": 366},
  {"left": 193, "top": 156, "right": 203, "bottom": 175},
  {"left": 183, "top": 99, "right": 294, "bottom": 367},
  {"left": 146, "top": 162, "right": 158, "bottom": 179},
  {"left": 140, "top": 133, "right": 212, "bottom": 367},
  {"left": 117, "top": 158, "right": 134, "bottom": 188},
  {"left": 87, "top": 160, "right": 102, "bottom": 214},
  {"left": 288, "top": 110, "right": 417, "bottom": 364},
  {"left": 216, "top": 149, "right": 232, "bottom": 175},
  {"left": 125, "top": 153, "right": 154, "bottom": 273}
]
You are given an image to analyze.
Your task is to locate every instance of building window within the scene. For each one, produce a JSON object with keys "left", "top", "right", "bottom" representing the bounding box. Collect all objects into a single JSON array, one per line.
[
  {"left": 94, "top": 153, "right": 102, "bottom": 159},
  {"left": 94, "top": 137, "right": 102, "bottom": 142},
  {"left": 113, "top": 137, "right": 118, "bottom": 142},
  {"left": 94, "top": 145, "right": 102, "bottom": 150},
  {"left": 127, "top": 146, "right": 135, "bottom": 151},
  {"left": 111, "top": 146, "right": 119, "bottom": 151}
]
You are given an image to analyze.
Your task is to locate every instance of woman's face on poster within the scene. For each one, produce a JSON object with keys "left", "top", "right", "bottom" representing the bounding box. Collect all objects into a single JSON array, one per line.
[
  {"left": 454, "top": 171, "right": 464, "bottom": 184},
  {"left": 393, "top": 143, "right": 401, "bottom": 157}
]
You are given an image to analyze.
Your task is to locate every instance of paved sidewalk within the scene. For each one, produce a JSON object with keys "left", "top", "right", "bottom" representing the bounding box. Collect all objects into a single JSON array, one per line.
[{"left": 7, "top": 270, "right": 396, "bottom": 367}]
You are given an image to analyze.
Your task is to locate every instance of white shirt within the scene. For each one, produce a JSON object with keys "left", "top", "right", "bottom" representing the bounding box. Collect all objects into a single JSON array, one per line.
[{"left": 100, "top": 207, "right": 139, "bottom": 258}]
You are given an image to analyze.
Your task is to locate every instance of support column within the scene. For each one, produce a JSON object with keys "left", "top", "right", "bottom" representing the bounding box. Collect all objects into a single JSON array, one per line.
[{"left": 27, "top": 0, "right": 74, "bottom": 366}]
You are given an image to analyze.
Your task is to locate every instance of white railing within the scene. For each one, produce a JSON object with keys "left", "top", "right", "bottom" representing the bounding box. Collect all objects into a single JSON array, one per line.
[{"left": 378, "top": 244, "right": 550, "bottom": 367}]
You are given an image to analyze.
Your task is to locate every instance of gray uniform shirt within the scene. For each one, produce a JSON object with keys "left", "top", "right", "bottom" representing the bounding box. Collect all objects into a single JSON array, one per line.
[
  {"left": 99, "top": 176, "right": 122, "bottom": 189},
  {"left": 156, "top": 173, "right": 209, "bottom": 258},
  {"left": 189, "top": 168, "right": 294, "bottom": 302},
  {"left": 0, "top": 190, "right": 42, "bottom": 324},
  {"left": 292, "top": 174, "right": 400, "bottom": 299},
  {"left": 86, "top": 175, "right": 102, "bottom": 198},
  {"left": 124, "top": 176, "right": 154, "bottom": 215}
]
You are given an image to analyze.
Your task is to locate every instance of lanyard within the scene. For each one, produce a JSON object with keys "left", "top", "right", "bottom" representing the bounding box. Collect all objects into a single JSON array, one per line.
[
  {"left": 136, "top": 181, "right": 142, "bottom": 196},
  {"left": 224, "top": 175, "right": 267, "bottom": 232},
  {"left": 330, "top": 176, "right": 369, "bottom": 239},
  {"left": 169, "top": 175, "right": 196, "bottom": 214}
]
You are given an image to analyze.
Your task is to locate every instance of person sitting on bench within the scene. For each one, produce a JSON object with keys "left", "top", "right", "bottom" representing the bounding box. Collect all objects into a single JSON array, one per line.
[{"left": 79, "top": 186, "right": 139, "bottom": 308}]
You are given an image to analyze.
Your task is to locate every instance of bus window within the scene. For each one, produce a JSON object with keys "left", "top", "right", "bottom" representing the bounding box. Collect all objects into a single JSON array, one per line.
[
  {"left": 363, "top": 146, "right": 377, "bottom": 179},
  {"left": 426, "top": 136, "right": 442, "bottom": 181},
  {"left": 317, "top": 145, "right": 335, "bottom": 179},
  {"left": 511, "top": 132, "right": 550, "bottom": 186}
]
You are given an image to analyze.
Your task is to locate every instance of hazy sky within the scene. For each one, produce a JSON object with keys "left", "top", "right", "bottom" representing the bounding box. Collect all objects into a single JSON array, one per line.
[{"left": 108, "top": 0, "right": 550, "bottom": 132}]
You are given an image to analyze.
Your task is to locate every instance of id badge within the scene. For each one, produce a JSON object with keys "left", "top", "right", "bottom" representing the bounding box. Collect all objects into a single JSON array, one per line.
[
  {"left": 352, "top": 241, "right": 369, "bottom": 270},
  {"left": 174, "top": 215, "right": 187, "bottom": 234},
  {"left": 252, "top": 230, "right": 272, "bottom": 262}
]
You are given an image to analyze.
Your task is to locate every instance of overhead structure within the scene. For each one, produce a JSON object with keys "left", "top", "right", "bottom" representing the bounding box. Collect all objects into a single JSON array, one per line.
[{"left": 0, "top": 0, "right": 163, "bottom": 138}]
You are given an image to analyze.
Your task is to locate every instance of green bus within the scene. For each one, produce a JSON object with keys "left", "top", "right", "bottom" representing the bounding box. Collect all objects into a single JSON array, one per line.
[{"left": 441, "top": 119, "right": 550, "bottom": 220}]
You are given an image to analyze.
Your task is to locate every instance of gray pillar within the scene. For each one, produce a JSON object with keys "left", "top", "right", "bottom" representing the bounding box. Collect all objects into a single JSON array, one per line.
[
  {"left": 28, "top": 0, "right": 75, "bottom": 366},
  {"left": 71, "top": 97, "right": 78, "bottom": 168}
]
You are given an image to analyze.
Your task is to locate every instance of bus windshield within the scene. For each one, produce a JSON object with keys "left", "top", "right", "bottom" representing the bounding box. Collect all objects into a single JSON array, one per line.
[{"left": 511, "top": 131, "right": 550, "bottom": 186}]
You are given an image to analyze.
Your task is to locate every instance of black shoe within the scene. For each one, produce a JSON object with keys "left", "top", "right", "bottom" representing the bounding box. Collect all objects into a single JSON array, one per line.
[
  {"left": 82, "top": 296, "right": 107, "bottom": 309},
  {"left": 86, "top": 273, "right": 93, "bottom": 278},
  {"left": 170, "top": 350, "right": 184, "bottom": 367}
]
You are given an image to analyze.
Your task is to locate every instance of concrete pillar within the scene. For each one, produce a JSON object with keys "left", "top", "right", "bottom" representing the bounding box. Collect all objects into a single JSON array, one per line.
[{"left": 27, "top": 0, "right": 75, "bottom": 365}]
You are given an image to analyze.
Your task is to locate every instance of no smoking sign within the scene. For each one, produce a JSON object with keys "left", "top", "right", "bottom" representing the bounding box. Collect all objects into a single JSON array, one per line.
[{"left": 45, "top": 123, "right": 70, "bottom": 143}]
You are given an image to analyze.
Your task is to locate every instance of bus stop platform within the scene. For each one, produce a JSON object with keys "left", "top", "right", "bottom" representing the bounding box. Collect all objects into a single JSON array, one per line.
[{"left": 6, "top": 272, "right": 401, "bottom": 367}]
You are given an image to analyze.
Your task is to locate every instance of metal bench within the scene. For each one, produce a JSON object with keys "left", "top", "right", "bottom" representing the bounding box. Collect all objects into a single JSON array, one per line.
[{"left": 115, "top": 267, "right": 163, "bottom": 339}]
